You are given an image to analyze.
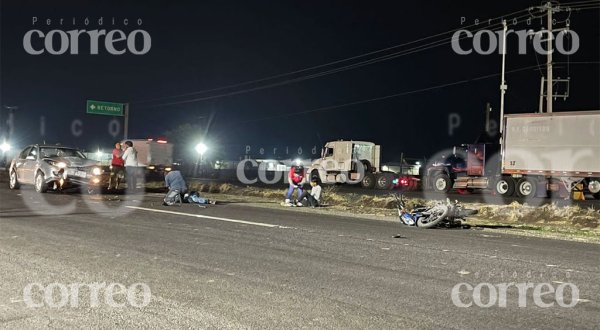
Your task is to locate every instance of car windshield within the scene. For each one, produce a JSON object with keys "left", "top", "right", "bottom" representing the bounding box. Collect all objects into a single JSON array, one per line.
[{"left": 40, "top": 147, "right": 86, "bottom": 159}]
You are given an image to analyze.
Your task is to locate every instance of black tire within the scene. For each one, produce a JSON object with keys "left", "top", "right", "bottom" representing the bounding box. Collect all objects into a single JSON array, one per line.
[
  {"left": 310, "top": 170, "right": 321, "bottom": 183},
  {"left": 360, "top": 160, "right": 373, "bottom": 174},
  {"left": 495, "top": 176, "right": 515, "bottom": 197},
  {"left": 9, "top": 170, "right": 20, "bottom": 190},
  {"left": 375, "top": 173, "right": 394, "bottom": 190},
  {"left": 588, "top": 179, "right": 600, "bottom": 200},
  {"left": 416, "top": 204, "right": 450, "bottom": 228},
  {"left": 431, "top": 174, "right": 451, "bottom": 193},
  {"left": 35, "top": 172, "right": 48, "bottom": 193},
  {"left": 361, "top": 173, "right": 375, "bottom": 189},
  {"left": 516, "top": 177, "right": 537, "bottom": 199}
]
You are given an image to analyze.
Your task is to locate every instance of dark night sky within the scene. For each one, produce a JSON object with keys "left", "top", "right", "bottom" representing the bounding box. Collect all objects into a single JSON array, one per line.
[{"left": 1, "top": 0, "right": 598, "bottom": 161}]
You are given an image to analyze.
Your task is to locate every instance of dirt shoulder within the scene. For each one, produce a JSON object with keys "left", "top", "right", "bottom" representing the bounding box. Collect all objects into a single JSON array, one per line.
[{"left": 173, "top": 181, "right": 600, "bottom": 244}]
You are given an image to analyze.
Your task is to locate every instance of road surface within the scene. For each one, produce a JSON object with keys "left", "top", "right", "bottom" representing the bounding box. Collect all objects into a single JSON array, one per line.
[{"left": 0, "top": 186, "right": 598, "bottom": 329}]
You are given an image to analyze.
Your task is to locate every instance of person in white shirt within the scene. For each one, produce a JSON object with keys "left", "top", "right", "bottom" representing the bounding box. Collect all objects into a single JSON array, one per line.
[
  {"left": 121, "top": 141, "right": 139, "bottom": 191},
  {"left": 298, "top": 178, "right": 322, "bottom": 207}
]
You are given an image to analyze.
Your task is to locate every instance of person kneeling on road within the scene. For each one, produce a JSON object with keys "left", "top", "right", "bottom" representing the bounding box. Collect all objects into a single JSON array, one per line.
[
  {"left": 163, "top": 167, "right": 187, "bottom": 206},
  {"left": 284, "top": 163, "right": 305, "bottom": 206},
  {"left": 165, "top": 167, "right": 188, "bottom": 195},
  {"left": 297, "top": 177, "right": 322, "bottom": 207}
]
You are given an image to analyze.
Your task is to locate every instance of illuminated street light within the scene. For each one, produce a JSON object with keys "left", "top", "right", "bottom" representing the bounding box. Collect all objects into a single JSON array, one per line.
[
  {"left": 194, "top": 143, "right": 208, "bottom": 177},
  {"left": 195, "top": 143, "right": 208, "bottom": 156},
  {"left": 0, "top": 141, "right": 11, "bottom": 153}
]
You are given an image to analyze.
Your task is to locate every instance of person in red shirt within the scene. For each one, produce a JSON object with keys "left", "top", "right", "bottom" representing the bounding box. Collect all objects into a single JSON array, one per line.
[
  {"left": 284, "top": 164, "right": 305, "bottom": 206},
  {"left": 108, "top": 142, "right": 124, "bottom": 190}
]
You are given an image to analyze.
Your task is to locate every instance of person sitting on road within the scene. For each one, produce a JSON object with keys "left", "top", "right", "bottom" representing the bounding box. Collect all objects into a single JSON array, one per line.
[
  {"left": 108, "top": 142, "right": 124, "bottom": 190},
  {"left": 284, "top": 163, "right": 305, "bottom": 206},
  {"left": 298, "top": 177, "right": 322, "bottom": 207}
]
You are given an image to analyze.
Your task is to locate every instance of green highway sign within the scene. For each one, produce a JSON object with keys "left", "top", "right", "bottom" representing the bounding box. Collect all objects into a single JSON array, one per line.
[{"left": 86, "top": 100, "right": 124, "bottom": 116}]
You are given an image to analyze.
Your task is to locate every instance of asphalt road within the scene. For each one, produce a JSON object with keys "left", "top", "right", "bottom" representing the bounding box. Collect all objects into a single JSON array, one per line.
[{"left": 1, "top": 186, "right": 599, "bottom": 329}]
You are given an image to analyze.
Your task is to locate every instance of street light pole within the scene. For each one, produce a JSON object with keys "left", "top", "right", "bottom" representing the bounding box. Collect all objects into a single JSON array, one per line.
[
  {"left": 498, "top": 20, "right": 508, "bottom": 144},
  {"left": 546, "top": 2, "right": 553, "bottom": 113},
  {"left": 195, "top": 143, "right": 208, "bottom": 177}
]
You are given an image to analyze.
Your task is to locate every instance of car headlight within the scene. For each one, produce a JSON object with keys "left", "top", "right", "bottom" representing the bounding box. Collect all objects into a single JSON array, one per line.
[
  {"left": 45, "top": 160, "right": 67, "bottom": 168},
  {"left": 165, "top": 167, "right": 172, "bottom": 172},
  {"left": 92, "top": 167, "right": 102, "bottom": 176},
  {"left": 148, "top": 165, "right": 156, "bottom": 170}
]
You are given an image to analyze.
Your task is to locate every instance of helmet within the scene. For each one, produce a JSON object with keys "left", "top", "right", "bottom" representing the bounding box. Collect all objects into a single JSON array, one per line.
[{"left": 294, "top": 165, "right": 304, "bottom": 173}]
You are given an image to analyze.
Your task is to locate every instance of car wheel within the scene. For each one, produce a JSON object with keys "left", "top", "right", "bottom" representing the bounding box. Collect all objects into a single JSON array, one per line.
[
  {"left": 9, "top": 170, "right": 20, "bottom": 189},
  {"left": 432, "top": 174, "right": 451, "bottom": 193},
  {"left": 35, "top": 172, "right": 48, "bottom": 193}
]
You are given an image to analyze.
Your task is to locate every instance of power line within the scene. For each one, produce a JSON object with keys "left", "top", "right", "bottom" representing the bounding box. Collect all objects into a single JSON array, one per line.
[
  {"left": 140, "top": 13, "right": 533, "bottom": 109},
  {"left": 132, "top": 7, "right": 530, "bottom": 105},
  {"left": 230, "top": 61, "right": 599, "bottom": 125}
]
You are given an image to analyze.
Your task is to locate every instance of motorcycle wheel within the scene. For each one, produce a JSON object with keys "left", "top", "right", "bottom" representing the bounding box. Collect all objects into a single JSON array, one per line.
[{"left": 416, "top": 204, "right": 450, "bottom": 229}]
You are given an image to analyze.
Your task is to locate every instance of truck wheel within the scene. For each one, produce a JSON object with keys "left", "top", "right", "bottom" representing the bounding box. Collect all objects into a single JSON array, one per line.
[
  {"left": 361, "top": 173, "right": 375, "bottom": 189},
  {"left": 516, "top": 177, "right": 537, "bottom": 198},
  {"left": 432, "top": 174, "right": 451, "bottom": 193},
  {"left": 360, "top": 160, "right": 372, "bottom": 174},
  {"left": 375, "top": 173, "right": 394, "bottom": 190},
  {"left": 588, "top": 179, "right": 600, "bottom": 199},
  {"left": 9, "top": 170, "right": 20, "bottom": 190},
  {"left": 310, "top": 170, "right": 321, "bottom": 183},
  {"left": 495, "top": 176, "right": 515, "bottom": 196}
]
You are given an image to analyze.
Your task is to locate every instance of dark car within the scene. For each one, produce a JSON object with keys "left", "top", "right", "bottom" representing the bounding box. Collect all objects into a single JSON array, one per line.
[{"left": 8, "top": 144, "right": 107, "bottom": 193}]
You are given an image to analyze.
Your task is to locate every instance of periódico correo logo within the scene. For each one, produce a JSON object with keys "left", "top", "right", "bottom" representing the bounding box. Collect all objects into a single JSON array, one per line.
[{"left": 23, "top": 17, "right": 151, "bottom": 55}]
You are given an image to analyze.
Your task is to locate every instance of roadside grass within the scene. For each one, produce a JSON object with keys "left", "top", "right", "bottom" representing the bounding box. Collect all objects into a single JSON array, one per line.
[{"left": 146, "top": 180, "right": 600, "bottom": 239}]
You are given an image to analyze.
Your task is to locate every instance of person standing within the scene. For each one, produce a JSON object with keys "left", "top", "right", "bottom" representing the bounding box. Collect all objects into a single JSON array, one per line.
[
  {"left": 284, "top": 163, "right": 305, "bottom": 206},
  {"left": 108, "top": 142, "right": 124, "bottom": 190},
  {"left": 121, "top": 141, "right": 138, "bottom": 191}
]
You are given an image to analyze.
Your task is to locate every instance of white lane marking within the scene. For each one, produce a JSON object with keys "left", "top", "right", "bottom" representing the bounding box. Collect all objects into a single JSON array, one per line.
[{"left": 126, "top": 206, "right": 285, "bottom": 228}]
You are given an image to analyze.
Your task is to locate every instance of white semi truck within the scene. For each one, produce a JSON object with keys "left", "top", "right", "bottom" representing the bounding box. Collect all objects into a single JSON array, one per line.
[
  {"left": 308, "top": 140, "right": 396, "bottom": 189},
  {"left": 426, "top": 111, "right": 600, "bottom": 199}
]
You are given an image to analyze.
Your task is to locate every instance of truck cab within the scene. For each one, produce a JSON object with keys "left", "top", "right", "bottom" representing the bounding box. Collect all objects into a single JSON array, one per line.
[
  {"left": 309, "top": 140, "right": 395, "bottom": 189},
  {"left": 426, "top": 143, "right": 500, "bottom": 192}
]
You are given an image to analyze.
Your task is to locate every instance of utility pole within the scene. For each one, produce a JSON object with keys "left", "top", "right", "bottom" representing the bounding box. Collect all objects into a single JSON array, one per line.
[
  {"left": 546, "top": 1, "right": 553, "bottom": 113},
  {"left": 499, "top": 20, "right": 508, "bottom": 143},
  {"left": 123, "top": 103, "right": 129, "bottom": 140}
]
